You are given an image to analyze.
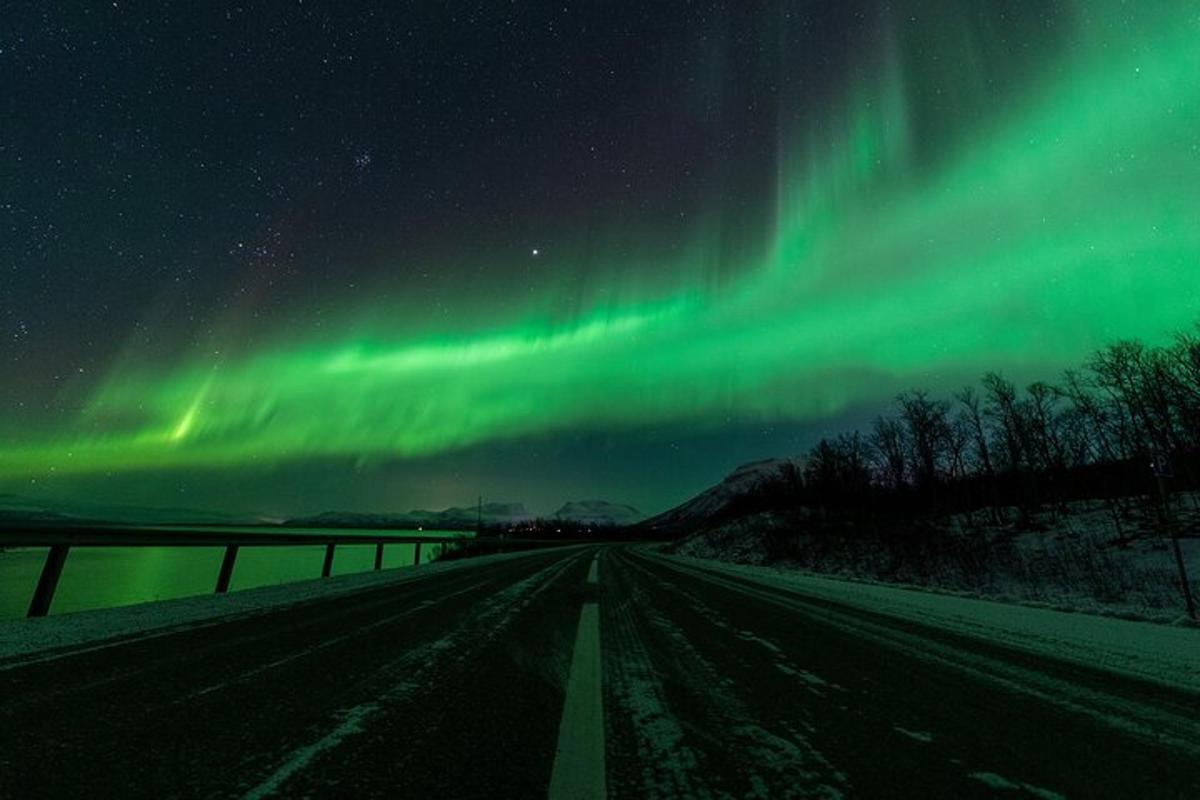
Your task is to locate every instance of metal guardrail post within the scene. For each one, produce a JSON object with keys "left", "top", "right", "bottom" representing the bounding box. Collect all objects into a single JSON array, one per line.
[
  {"left": 322, "top": 543, "right": 336, "bottom": 577},
  {"left": 28, "top": 544, "right": 71, "bottom": 618},
  {"left": 414, "top": 542, "right": 422, "bottom": 566},
  {"left": 215, "top": 545, "right": 239, "bottom": 593},
  {"left": 374, "top": 542, "right": 384, "bottom": 571}
]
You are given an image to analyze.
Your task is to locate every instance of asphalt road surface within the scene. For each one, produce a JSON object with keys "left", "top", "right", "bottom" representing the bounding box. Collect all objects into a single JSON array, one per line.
[{"left": 1, "top": 545, "right": 1197, "bottom": 798}]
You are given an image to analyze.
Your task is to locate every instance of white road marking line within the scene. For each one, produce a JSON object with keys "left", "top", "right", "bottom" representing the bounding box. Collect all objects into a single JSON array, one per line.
[
  {"left": 549, "top": 602, "right": 606, "bottom": 800},
  {"left": 586, "top": 558, "right": 599, "bottom": 585}
]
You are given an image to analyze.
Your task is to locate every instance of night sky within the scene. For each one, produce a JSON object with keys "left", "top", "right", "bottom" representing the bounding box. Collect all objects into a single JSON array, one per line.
[{"left": 2, "top": 1, "right": 1198, "bottom": 517}]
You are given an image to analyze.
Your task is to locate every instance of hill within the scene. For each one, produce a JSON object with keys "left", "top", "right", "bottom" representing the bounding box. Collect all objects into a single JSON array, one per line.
[{"left": 637, "top": 457, "right": 804, "bottom": 537}]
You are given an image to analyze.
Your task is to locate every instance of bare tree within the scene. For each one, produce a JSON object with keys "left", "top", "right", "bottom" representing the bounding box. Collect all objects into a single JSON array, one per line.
[
  {"left": 956, "top": 386, "right": 995, "bottom": 478},
  {"left": 1164, "top": 331, "right": 1200, "bottom": 449},
  {"left": 897, "top": 390, "right": 952, "bottom": 508},
  {"left": 1060, "top": 370, "right": 1117, "bottom": 463},
  {"left": 1024, "top": 381, "right": 1066, "bottom": 473},
  {"left": 982, "top": 373, "right": 1028, "bottom": 475},
  {"left": 870, "top": 415, "right": 909, "bottom": 491},
  {"left": 1089, "top": 341, "right": 1170, "bottom": 457},
  {"left": 805, "top": 433, "right": 873, "bottom": 508}
]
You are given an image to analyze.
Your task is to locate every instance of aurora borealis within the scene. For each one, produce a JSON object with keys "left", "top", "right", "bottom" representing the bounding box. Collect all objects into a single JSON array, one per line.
[{"left": 3, "top": 1, "right": 1199, "bottom": 515}]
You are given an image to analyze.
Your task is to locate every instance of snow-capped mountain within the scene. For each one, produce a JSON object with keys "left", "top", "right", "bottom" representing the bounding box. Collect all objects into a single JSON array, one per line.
[
  {"left": 554, "top": 500, "right": 644, "bottom": 526},
  {"left": 285, "top": 502, "right": 535, "bottom": 529}
]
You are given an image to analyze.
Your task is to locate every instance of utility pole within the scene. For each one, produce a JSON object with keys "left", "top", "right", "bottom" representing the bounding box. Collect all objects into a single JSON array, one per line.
[{"left": 1154, "top": 454, "right": 1196, "bottom": 620}]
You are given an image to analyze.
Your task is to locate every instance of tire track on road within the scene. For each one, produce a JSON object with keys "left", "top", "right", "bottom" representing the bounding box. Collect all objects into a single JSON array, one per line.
[
  {"left": 238, "top": 548, "right": 589, "bottom": 799},
  {"left": 0, "top": 548, "right": 583, "bottom": 799},
  {"left": 627, "top": 548, "right": 1200, "bottom": 799},
  {"left": 606, "top": 549, "right": 849, "bottom": 800}
]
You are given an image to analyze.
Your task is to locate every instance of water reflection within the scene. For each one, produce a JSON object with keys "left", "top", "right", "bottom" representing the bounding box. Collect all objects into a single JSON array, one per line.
[{"left": 0, "top": 533, "right": 453, "bottom": 619}]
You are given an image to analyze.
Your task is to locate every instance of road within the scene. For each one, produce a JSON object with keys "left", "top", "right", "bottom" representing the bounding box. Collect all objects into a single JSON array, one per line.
[{"left": 1, "top": 545, "right": 1197, "bottom": 798}]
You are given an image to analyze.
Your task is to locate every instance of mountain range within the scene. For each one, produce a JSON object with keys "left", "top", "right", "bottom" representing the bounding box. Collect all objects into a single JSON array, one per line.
[
  {"left": 0, "top": 494, "right": 646, "bottom": 530},
  {"left": 2, "top": 456, "right": 802, "bottom": 535},
  {"left": 285, "top": 499, "right": 645, "bottom": 529}
]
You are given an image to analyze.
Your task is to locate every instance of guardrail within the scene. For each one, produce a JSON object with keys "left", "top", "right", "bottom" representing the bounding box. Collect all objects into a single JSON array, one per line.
[{"left": 0, "top": 524, "right": 551, "bottom": 618}]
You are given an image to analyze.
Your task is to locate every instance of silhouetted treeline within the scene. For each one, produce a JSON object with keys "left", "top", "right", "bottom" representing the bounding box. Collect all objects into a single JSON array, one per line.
[{"left": 741, "top": 325, "right": 1200, "bottom": 534}]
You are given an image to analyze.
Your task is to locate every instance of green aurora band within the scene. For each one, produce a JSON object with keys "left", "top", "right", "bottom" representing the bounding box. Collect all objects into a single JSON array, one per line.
[{"left": 4, "top": 1, "right": 1199, "bottom": 478}]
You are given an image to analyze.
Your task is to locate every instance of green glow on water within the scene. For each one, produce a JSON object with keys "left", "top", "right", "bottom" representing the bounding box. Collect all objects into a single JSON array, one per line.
[{"left": 0, "top": 540, "right": 445, "bottom": 619}]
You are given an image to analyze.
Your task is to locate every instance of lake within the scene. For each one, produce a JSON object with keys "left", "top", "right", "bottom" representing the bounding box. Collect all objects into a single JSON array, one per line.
[{"left": 0, "top": 529, "right": 463, "bottom": 619}]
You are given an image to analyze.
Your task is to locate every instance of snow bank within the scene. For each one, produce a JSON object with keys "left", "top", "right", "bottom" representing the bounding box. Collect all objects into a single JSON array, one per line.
[
  {"left": 672, "top": 499, "right": 1200, "bottom": 623},
  {"left": 656, "top": 552, "right": 1200, "bottom": 693}
]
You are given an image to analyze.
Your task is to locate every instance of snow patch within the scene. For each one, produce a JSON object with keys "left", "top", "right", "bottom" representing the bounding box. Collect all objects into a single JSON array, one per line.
[
  {"left": 893, "top": 726, "right": 934, "bottom": 744},
  {"left": 241, "top": 703, "right": 379, "bottom": 800},
  {"left": 968, "top": 771, "right": 1065, "bottom": 799}
]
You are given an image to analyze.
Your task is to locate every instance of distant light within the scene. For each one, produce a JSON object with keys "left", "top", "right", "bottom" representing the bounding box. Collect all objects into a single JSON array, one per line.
[{"left": 531, "top": 248, "right": 540, "bottom": 256}]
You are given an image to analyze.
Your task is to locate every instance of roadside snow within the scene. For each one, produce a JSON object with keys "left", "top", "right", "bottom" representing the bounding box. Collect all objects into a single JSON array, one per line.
[
  {"left": 0, "top": 547, "right": 578, "bottom": 663},
  {"left": 968, "top": 772, "right": 1065, "bottom": 800},
  {"left": 657, "top": 553, "right": 1200, "bottom": 693},
  {"left": 892, "top": 727, "right": 933, "bottom": 744},
  {"left": 671, "top": 498, "right": 1200, "bottom": 622}
]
